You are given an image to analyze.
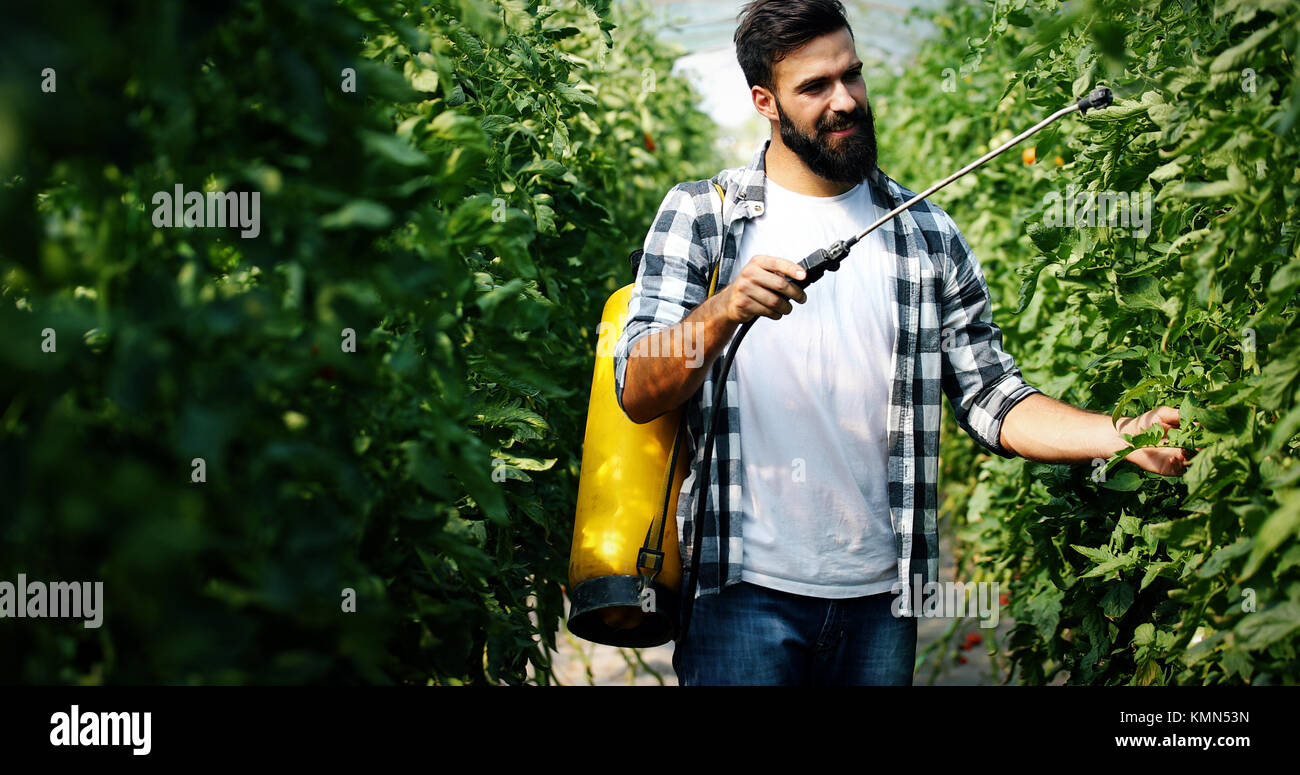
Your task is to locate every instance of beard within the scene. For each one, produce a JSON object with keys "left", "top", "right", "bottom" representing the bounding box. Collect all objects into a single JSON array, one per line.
[{"left": 775, "top": 97, "right": 878, "bottom": 184}]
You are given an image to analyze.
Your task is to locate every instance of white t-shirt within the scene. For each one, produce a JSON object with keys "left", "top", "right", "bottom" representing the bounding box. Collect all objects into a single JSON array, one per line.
[{"left": 733, "top": 175, "right": 899, "bottom": 598}]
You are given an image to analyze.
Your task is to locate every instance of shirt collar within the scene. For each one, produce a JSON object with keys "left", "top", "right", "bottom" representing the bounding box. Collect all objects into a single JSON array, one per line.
[{"left": 728, "top": 139, "right": 896, "bottom": 219}]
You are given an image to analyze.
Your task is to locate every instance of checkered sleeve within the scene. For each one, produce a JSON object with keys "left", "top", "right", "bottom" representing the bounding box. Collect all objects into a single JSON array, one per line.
[
  {"left": 938, "top": 224, "right": 1041, "bottom": 458},
  {"left": 613, "top": 184, "right": 713, "bottom": 420}
]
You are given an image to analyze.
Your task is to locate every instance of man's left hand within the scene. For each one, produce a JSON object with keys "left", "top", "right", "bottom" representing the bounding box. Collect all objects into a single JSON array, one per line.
[{"left": 1117, "top": 406, "right": 1193, "bottom": 477}]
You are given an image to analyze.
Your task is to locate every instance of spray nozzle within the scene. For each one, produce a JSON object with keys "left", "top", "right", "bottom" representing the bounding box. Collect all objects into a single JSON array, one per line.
[{"left": 1078, "top": 86, "right": 1113, "bottom": 115}]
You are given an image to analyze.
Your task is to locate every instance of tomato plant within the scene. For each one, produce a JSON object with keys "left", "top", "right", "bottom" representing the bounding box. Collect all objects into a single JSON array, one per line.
[
  {"left": 0, "top": 0, "right": 714, "bottom": 684},
  {"left": 871, "top": 0, "right": 1300, "bottom": 685}
]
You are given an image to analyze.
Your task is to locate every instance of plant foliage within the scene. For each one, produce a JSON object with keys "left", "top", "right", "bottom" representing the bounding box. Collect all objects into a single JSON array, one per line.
[
  {"left": 0, "top": 0, "right": 714, "bottom": 684},
  {"left": 870, "top": 0, "right": 1299, "bottom": 684}
]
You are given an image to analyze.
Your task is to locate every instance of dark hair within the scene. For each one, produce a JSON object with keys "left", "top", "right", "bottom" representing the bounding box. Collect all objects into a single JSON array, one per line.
[{"left": 734, "top": 0, "right": 854, "bottom": 92}]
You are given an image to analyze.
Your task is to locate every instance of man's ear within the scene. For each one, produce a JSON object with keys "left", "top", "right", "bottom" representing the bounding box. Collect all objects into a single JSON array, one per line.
[{"left": 752, "top": 85, "right": 779, "bottom": 123}]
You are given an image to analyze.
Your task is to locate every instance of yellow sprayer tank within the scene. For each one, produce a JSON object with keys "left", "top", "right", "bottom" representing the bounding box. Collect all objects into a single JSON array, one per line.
[{"left": 567, "top": 284, "right": 687, "bottom": 648}]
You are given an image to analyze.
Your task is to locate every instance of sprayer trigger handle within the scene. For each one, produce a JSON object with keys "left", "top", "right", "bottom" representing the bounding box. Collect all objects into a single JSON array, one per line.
[{"left": 795, "top": 240, "right": 851, "bottom": 289}]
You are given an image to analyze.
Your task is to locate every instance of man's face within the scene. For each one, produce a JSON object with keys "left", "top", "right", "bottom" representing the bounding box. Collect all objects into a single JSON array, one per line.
[{"left": 768, "top": 27, "right": 877, "bottom": 184}]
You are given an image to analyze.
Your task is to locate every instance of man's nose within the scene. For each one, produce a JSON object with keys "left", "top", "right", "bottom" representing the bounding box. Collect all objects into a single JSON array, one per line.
[{"left": 828, "top": 79, "right": 858, "bottom": 115}]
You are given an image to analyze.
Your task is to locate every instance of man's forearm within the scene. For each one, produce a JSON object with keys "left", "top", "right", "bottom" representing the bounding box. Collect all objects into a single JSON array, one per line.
[
  {"left": 621, "top": 294, "right": 738, "bottom": 424},
  {"left": 998, "top": 393, "right": 1133, "bottom": 463}
]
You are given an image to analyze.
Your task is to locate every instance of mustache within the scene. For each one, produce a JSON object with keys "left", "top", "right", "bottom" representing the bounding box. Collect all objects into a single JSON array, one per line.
[{"left": 818, "top": 107, "right": 871, "bottom": 133}]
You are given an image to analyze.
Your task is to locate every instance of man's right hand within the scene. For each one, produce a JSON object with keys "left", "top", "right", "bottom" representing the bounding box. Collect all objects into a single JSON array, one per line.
[
  {"left": 621, "top": 254, "right": 809, "bottom": 424},
  {"left": 721, "top": 254, "right": 809, "bottom": 323}
]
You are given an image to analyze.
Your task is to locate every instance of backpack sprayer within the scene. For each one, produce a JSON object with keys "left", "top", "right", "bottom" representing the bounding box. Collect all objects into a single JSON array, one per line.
[{"left": 567, "top": 87, "right": 1114, "bottom": 650}]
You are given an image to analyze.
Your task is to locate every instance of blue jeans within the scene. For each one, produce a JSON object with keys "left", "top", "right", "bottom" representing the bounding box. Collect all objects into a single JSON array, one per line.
[{"left": 672, "top": 581, "right": 917, "bottom": 685}]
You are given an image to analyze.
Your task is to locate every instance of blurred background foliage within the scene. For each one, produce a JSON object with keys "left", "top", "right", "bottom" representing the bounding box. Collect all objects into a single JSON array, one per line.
[
  {"left": 0, "top": 0, "right": 714, "bottom": 684},
  {"left": 869, "top": 0, "right": 1299, "bottom": 684}
]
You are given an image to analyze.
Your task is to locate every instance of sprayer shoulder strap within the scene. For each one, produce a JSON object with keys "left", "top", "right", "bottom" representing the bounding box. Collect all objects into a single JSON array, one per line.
[
  {"left": 637, "top": 181, "right": 726, "bottom": 583},
  {"left": 706, "top": 181, "right": 725, "bottom": 293}
]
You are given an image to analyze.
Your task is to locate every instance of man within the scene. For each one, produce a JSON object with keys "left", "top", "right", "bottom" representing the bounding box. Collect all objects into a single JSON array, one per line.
[{"left": 613, "top": 0, "right": 1190, "bottom": 686}]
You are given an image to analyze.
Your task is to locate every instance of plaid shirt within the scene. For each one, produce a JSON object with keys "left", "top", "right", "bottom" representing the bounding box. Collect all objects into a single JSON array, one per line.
[{"left": 613, "top": 140, "right": 1040, "bottom": 615}]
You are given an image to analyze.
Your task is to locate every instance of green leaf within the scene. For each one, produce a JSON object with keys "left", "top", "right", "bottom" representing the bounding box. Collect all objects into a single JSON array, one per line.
[
  {"left": 428, "top": 110, "right": 489, "bottom": 150},
  {"left": 1255, "top": 352, "right": 1300, "bottom": 412},
  {"left": 1100, "top": 471, "right": 1142, "bottom": 491},
  {"left": 1209, "top": 19, "right": 1281, "bottom": 74},
  {"left": 1026, "top": 222, "right": 1064, "bottom": 253},
  {"left": 518, "top": 157, "right": 568, "bottom": 179},
  {"left": 1140, "top": 562, "right": 1169, "bottom": 590},
  {"left": 1182, "top": 630, "right": 1228, "bottom": 666},
  {"left": 1080, "top": 554, "right": 1136, "bottom": 578},
  {"left": 1149, "top": 157, "right": 1185, "bottom": 183},
  {"left": 450, "top": 27, "right": 484, "bottom": 60},
  {"left": 494, "top": 453, "right": 556, "bottom": 471},
  {"left": 410, "top": 68, "right": 439, "bottom": 93},
  {"left": 1133, "top": 659, "right": 1160, "bottom": 686},
  {"left": 1161, "top": 164, "right": 1246, "bottom": 200},
  {"left": 359, "top": 129, "right": 429, "bottom": 167},
  {"left": 1111, "top": 377, "right": 1161, "bottom": 425},
  {"left": 541, "top": 26, "right": 582, "bottom": 40},
  {"left": 1023, "top": 583, "right": 1064, "bottom": 642},
  {"left": 404, "top": 440, "right": 451, "bottom": 494},
  {"left": 1240, "top": 490, "right": 1300, "bottom": 580},
  {"left": 554, "top": 82, "right": 597, "bottom": 106},
  {"left": 1235, "top": 601, "right": 1300, "bottom": 651},
  {"left": 1100, "top": 581, "right": 1135, "bottom": 618},
  {"left": 475, "top": 277, "right": 524, "bottom": 311},
  {"left": 321, "top": 199, "right": 393, "bottom": 230},
  {"left": 1197, "top": 537, "right": 1252, "bottom": 578},
  {"left": 1014, "top": 257, "right": 1052, "bottom": 313},
  {"left": 473, "top": 402, "right": 549, "bottom": 438},
  {"left": 1221, "top": 648, "right": 1254, "bottom": 681},
  {"left": 480, "top": 114, "right": 515, "bottom": 135},
  {"left": 1116, "top": 275, "right": 1165, "bottom": 312},
  {"left": 1072, "top": 544, "right": 1113, "bottom": 563},
  {"left": 448, "top": 448, "right": 509, "bottom": 525}
]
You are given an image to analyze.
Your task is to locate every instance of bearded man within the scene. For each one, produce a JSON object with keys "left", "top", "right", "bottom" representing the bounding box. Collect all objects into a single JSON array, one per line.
[{"left": 613, "top": 0, "right": 1190, "bottom": 685}]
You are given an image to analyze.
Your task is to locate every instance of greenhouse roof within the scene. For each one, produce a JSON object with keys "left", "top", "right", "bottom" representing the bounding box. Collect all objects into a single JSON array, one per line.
[{"left": 634, "top": 0, "right": 942, "bottom": 62}]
